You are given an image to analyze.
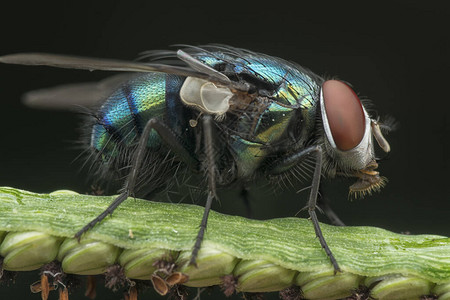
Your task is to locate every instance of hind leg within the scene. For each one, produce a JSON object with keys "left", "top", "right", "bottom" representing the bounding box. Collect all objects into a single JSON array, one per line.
[{"left": 75, "top": 118, "right": 199, "bottom": 239}]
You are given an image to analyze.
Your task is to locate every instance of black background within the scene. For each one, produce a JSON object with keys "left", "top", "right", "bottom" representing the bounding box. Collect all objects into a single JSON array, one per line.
[{"left": 0, "top": 1, "right": 449, "bottom": 299}]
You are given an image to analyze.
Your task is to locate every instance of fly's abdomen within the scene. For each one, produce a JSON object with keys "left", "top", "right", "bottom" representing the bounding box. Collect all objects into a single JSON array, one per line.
[{"left": 90, "top": 73, "right": 189, "bottom": 160}]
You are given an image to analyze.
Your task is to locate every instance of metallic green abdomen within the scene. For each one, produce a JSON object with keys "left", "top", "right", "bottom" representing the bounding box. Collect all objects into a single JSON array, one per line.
[{"left": 90, "top": 73, "right": 190, "bottom": 159}]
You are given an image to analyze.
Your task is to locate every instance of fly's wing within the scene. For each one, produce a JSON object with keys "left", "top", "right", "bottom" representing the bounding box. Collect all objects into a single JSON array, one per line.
[
  {"left": 0, "top": 53, "right": 239, "bottom": 89},
  {"left": 0, "top": 53, "right": 198, "bottom": 74},
  {"left": 22, "top": 74, "right": 135, "bottom": 110}
]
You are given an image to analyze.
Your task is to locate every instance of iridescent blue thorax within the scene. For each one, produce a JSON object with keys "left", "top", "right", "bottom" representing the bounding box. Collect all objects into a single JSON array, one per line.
[{"left": 194, "top": 52, "right": 322, "bottom": 178}]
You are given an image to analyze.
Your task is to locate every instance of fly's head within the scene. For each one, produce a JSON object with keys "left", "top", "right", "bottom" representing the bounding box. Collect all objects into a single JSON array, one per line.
[{"left": 319, "top": 80, "right": 391, "bottom": 198}]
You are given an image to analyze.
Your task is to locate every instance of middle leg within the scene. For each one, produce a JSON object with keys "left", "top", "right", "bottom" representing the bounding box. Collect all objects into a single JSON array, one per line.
[{"left": 189, "top": 115, "right": 218, "bottom": 266}]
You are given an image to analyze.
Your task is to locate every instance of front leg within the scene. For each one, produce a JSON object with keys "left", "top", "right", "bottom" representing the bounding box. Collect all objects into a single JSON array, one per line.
[{"left": 269, "top": 145, "right": 341, "bottom": 272}]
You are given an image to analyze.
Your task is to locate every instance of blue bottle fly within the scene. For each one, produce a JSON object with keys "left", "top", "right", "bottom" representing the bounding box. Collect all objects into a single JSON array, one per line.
[{"left": 0, "top": 45, "right": 392, "bottom": 271}]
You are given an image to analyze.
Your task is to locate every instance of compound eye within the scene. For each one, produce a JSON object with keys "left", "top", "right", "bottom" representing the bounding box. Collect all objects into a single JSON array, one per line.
[{"left": 322, "top": 80, "right": 365, "bottom": 151}]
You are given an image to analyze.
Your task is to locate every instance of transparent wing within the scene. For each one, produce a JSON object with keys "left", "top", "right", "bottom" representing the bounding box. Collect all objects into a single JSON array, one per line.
[
  {"left": 23, "top": 74, "right": 135, "bottom": 110},
  {"left": 0, "top": 53, "right": 237, "bottom": 88}
]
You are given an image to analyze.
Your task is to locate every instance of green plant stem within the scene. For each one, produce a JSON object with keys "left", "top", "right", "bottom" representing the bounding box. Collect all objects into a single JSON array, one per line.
[{"left": 0, "top": 187, "right": 449, "bottom": 299}]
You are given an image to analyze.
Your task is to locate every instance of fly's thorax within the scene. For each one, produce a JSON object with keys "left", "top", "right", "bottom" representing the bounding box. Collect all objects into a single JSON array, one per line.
[
  {"left": 319, "top": 80, "right": 391, "bottom": 197},
  {"left": 179, "top": 73, "right": 311, "bottom": 180}
]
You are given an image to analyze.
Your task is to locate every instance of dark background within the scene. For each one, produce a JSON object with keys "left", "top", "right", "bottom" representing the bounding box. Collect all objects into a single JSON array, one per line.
[{"left": 0, "top": 1, "right": 449, "bottom": 299}]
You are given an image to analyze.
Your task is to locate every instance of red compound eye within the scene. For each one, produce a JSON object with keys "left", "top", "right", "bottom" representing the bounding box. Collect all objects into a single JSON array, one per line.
[{"left": 322, "top": 80, "right": 365, "bottom": 151}]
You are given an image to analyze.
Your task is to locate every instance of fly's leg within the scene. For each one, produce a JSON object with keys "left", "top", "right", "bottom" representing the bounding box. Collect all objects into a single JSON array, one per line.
[
  {"left": 75, "top": 118, "right": 199, "bottom": 240},
  {"left": 74, "top": 191, "right": 130, "bottom": 240},
  {"left": 190, "top": 115, "right": 217, "bottom": 266},
  {"left": 268, "top": 145, "right": 341, "bottom": 272},
  {"left": 317, "top": 187, "right": 345, "bottom": 226},
  {"left": 307, "top": 146, "right": 341, "bottom": 272}
]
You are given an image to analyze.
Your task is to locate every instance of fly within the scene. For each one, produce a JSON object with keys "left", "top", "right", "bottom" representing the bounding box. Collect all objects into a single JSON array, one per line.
[{"left": 0, "top": 45, "right": 392, "bottom": 272}]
